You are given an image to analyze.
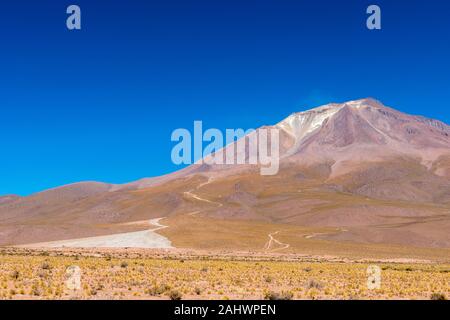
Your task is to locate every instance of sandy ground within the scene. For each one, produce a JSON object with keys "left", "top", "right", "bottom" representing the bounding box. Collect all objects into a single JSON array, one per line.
[
  {"left": 1, "top": 247, "right": 448, "bottom": 300},
  {"left": 19, "top": 218, "right": 172, "bottom": 249}
]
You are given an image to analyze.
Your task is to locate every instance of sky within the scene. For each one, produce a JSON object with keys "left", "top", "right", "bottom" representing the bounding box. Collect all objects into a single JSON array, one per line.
[{"left": 0, "top": 0, "right": 449, "bottom": 196}]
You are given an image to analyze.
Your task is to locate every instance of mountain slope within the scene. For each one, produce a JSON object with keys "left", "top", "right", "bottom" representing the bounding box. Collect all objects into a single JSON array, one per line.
[{"left": 1, "top": 98, "right": 449, "bottom": 253}]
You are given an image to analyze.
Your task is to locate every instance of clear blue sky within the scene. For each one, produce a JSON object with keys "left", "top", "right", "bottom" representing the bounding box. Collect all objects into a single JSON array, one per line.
[{"left": 1, "top": 0, "right": 449, "bottom": 195}]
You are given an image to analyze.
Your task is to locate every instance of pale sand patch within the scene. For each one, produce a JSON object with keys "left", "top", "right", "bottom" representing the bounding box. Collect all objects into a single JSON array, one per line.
[{"left": 20, "top": 218, "right": 172, "bottom": 249}]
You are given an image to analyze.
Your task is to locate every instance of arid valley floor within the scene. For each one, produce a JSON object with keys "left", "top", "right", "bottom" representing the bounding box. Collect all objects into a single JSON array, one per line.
[{"left": 0, "top": 246, "right": 449, "bottom": 300}]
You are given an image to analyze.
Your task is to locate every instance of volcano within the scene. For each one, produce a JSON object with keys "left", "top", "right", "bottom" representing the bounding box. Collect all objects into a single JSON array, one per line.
[{"left": 1, "top": 98, "right": 449, "bottom": 258}]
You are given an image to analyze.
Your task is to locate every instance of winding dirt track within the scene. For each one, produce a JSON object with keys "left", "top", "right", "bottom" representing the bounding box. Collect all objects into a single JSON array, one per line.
[
  {"left": 183, "top": 177, "right": 223, "bottom": 208},
  {"left": 264, "top": 231, "right": 290, "bottom": 252},
  {"left": 304, "top": 228, "right": 348, "bottom": 239},
  {"left": 185, "top": 178, "right": 291, "bottom": 252}
]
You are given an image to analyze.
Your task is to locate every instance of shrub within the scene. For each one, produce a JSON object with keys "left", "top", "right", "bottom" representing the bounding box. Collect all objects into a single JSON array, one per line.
[
  {"left": 168, "top": 290, "right": 183, "bottom": 300},
  {"left": 41, "top": 262, "right": 51, "bottom": 270},
  {"left": 10, "top": 270, "right": 19, "bottom": 280},
  {"left": 37, "top": 270, "right": 47, "bottom": 278},
  {"left": 120, "top": 261, "right": 128, "bottom": 268},
  {"left": 431, "top": 293, "right": 447, "bottom": 300},
  {"left": 32, "top": 287, "right": 42, "bottom": 296},
  {"left": 147, "top": 284, "right": 171, "bottom": 296},
  {"left": 306, "top": 279, "right": 323, "bottom": 290},
  {"left": 264, "top": 290, "right": 293, "bottom": 300}
]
